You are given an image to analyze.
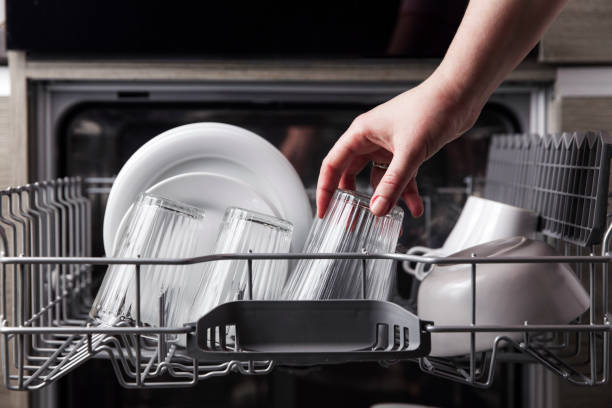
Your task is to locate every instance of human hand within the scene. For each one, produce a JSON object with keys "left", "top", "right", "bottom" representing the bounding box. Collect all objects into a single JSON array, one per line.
[{"left": 316, "top": 76, "right": 481, "bottom": 218}]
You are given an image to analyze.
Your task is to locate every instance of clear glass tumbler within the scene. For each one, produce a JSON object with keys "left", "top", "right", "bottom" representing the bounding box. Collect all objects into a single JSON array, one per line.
[
  {"left": 187, "top": 207, "right": 293, "bottom": 323},
  {"left": 283, "top": 189, "right": 404, "bottom": 300},
  {"left": 90, "top": 193, "right": 208, "bottom": 328}
]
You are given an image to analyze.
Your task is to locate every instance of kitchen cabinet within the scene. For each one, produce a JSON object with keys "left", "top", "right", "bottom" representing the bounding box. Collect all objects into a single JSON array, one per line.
[
  {"left": 540, "top": 0, "right": 612, "bottom": 63},
  {"left": 0, "top": 96, "right": 10, "bottom": 186},
  {"left": 0, "top": 53, "right": 28, "bottom": 408},
  {"left": 558, "top": 97, "right": 612, "bottom": 132}
]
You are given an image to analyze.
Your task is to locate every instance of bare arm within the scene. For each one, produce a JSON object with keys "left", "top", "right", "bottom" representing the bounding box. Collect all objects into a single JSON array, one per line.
[
  {"left": 435, "top": 0, "right": 567, "bottom": 122},
  {"left": 316, "top": 0, "right": 568, "bottom": 218}
]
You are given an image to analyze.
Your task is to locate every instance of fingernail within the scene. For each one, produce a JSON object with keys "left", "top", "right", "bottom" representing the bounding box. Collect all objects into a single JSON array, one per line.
[{"left": 370, "top": 195, "right": 389, "bottom": 215}]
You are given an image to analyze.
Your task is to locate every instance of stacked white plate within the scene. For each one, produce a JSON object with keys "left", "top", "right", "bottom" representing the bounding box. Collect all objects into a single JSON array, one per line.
[{"left": 103, "top": 122, "right": 312, "bottom": 256}]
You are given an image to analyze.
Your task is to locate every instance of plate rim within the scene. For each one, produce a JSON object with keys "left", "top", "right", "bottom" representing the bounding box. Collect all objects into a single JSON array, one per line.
[{"left": 103, "top": 122, "right": 312, "bottom": 254}]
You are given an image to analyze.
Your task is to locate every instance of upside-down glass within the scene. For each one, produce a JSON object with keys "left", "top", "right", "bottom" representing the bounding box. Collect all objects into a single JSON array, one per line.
[
  {"left": 90, "top": 193, "right": 208, "bottom": 328},
  {"left": 186, "top": 207, "right": 293, "bottom": 323},
  {"left": 283, "top": 189, "right": 404, "bottom": 300}
]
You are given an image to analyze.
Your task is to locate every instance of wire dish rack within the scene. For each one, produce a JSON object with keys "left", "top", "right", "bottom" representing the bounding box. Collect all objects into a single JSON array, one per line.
[{"left": 1, "top": 132, "right": 611, "bottom": 391}]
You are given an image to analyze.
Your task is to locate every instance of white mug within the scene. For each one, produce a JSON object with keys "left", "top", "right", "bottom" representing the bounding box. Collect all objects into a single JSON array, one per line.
[{"left": 403, "top": 196, "right": 539, "bottom": 280}]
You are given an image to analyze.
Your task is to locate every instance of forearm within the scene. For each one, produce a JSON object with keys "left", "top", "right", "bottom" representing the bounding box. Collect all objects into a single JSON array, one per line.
[
  {"left": 316, "top": 0, "right": 569, "bottom": 217},
  {"left": 430, "top": 0, "right": 567, "bottom": 130}
]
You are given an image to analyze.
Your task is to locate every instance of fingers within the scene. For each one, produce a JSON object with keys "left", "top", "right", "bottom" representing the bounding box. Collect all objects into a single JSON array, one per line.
[
  {"left": 318, "top": 111, "right": 426, "bottom": 218},
  {"left": 317, "top": 119, "right": 372, "bottom": 218},
  {"left": 338, "top": 174, "right": 356, "bottom": 191},
  {"left": 339, "top": 156, "right": 370, "bottom": 191},
  {"left": 401, "top": 178, "right": 424, "bottom": 218},
  {"left": 369, "top": 147, "right": 421, "bottom": 217},
  {"left": 369, "top": 165, "right": 385, "bottom": 192},
  {"left": 316, "top": 143, "right": 353, "bottom": 218},
  {"left": 371, "top": 167, "right": 423, "bottom": 218}
]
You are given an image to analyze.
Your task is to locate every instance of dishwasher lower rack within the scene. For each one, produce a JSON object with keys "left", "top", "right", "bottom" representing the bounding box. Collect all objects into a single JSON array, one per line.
[{"left": 0, "top": 177, "right": 610, "bottom": 391}]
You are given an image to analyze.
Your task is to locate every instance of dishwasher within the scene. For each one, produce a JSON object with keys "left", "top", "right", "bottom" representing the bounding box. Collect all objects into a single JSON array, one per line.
[{"left": 0, "top": 131, "right": 610, "bottom": 402}]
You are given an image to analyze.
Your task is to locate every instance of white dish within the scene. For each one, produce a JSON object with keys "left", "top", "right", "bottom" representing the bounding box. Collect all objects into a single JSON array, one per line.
[
  {"left": 112, "top": 177, "right": 279, "bottom": 256},
  {"left": 103, "top": 123, "right": 312, "bottom": 255},
  {"left": 114, "top": 172, "right": 278, "bottom": 255},
  {"left": 403, "top": 196, "right": 538, "bottom": 280},
  {"left": 417, "top": 237, "right": 590, "bottom": 357}
]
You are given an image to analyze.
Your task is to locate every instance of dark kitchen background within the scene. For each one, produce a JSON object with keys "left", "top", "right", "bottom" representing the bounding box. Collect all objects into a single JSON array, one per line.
[{"left": 1, "top": 1, "right": 611, "bottom": 408}]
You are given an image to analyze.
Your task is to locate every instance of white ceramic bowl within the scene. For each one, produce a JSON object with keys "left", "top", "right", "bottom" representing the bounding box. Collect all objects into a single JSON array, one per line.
[
  {"left": 417, "top": 236, "right": 590, "bottom": 357},
  {"left": 404, "top": 196, "right": 539, "bottom": 280}
]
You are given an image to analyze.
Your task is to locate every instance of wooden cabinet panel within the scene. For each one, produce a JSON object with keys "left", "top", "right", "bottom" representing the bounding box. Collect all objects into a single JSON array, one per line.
[
  {"left": 560, "top": 97, "right": 612, "bottom": 132},
  {"left": 0, "top": 81, "right": 27, "bottom": 408},
  {"left": 0, "top": 52, "right": 29, "bottom": 408},
  {"left": 540, "top": 0, "right": 612, "bottom": 63},
  {"left": 0, "top": 96, "right": 10, "bottom": 187}
]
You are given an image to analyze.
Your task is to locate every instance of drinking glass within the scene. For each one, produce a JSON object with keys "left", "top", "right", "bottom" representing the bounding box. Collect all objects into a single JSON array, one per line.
[
  {"left": 283, "top": 189, "right": 404, "bottom": 300},
  {"left": 186, "top": 207, "right": 293, "bottom": 323},
  {"left": 90, "top": 193, "right": 208, "bottom": 328}
]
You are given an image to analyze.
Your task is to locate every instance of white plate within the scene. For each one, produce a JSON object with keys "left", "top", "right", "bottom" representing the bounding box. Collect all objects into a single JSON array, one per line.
[
  {"left": 111, "top": 172, "right": 280, "bottom": 255},
  {"left": 147, "top": 172, "right": 279, "bottom": 254},
  {"left": 103, "top": 123, "right": 312, "bottom": 255}
]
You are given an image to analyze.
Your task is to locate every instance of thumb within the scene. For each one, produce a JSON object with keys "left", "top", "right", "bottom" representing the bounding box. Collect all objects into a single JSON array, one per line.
[{"left": 369, "top": 149, "right": 417, "bottom": 216}]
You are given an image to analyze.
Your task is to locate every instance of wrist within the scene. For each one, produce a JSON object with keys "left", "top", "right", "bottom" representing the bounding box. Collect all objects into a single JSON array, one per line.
[{"left": 425, "top": 65, "right": 486, "bottom": 136}]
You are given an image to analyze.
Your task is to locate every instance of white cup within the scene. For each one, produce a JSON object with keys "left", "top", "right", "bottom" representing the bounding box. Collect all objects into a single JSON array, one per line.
[{"left": 403, "top": 196, "right": 539, "bottom": 280}]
